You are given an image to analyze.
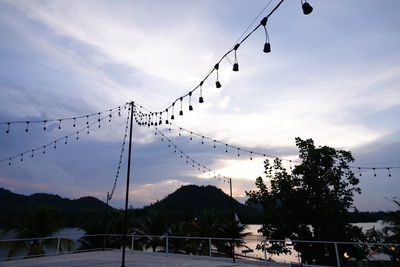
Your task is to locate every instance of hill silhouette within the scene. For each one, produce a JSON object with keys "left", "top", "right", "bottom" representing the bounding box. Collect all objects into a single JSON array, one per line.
[
  {"left": 0, "top": 188, "right": 106, "bottom": 228},
  {"left": 144, "top": 185, "right": 261, "bottom": 224}
]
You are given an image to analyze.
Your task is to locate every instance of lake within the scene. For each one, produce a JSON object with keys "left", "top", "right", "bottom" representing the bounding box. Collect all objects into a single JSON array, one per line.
[{"left": 242, "top": 221, "right": 385, "bottom": 263}]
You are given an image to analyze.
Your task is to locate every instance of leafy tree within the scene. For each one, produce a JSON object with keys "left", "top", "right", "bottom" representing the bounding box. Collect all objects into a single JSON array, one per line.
[
  {"left": 1, "top": 205, "right": 73, "bottom": 258},
  {"left": 382, "top": 198, "right": 400, "bottom": 264},
  {"left": 246, "top": 138, "right": 363, "bottom": 265}
]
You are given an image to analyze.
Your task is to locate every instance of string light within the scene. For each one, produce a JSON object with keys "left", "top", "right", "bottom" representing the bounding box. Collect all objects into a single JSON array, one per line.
[
  {"left": 1, "top": 105, "right": 124, "bottom": 134},
  {"left": 107, "top": 110, "right": 130, "bottom": 201},
  {"left": 261, "top": 17, "right": 271, "bottom": 53},
  {"left": 199, "top": 81, "right": 204, "bottom": 103},
  {"left": 142, "top": 0, "right": 287, "bottom": 118},
  {"left": 154, "top": 126, "right": 234, "bottom": 184},
  {"left": 215, "top": 64, "right": 222, "bottom": 88},
  {"left": 179, "top": 97, "right": 184, "bottom": 116},
  {"left": 232, "top": 44, "right": 240, "bottom": 72},
  {"left": 134, "top": 103, "right": 399, "bottom": 178},
  {"left": 0, "top": 105, "right": 126, "bottom": 166},
  {"left": 189, "top": 92, "right": 193, "bottom": 111}
]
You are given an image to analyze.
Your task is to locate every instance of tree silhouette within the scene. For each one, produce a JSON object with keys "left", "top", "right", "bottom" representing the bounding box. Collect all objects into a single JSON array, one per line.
[
  {"left": 246, "top": 137, "right": 363, "bottom": 265},
  {"left": 2, "top": 205, "right": 73, "bottom": 258}
]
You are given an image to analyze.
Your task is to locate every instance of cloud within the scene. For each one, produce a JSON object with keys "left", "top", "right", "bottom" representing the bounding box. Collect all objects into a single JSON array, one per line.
[{"left": 0, "top": 0, "right": 399, "bottom": 211}]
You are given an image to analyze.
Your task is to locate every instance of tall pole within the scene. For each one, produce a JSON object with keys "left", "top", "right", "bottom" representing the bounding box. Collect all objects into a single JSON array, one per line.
[
  {"left": 229, "top": 178, "right": 235, "bottom": 263},
  {"left": 103, "top": 192, "right": 109, "bottom": 251},
  {"left": 121, "top": 102, "right": 134, "bottom": 267}
]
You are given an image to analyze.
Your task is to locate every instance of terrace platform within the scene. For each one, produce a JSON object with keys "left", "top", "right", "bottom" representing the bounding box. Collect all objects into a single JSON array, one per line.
[{"left": 0, "top": 250, "right": 282, "bottom": 267}]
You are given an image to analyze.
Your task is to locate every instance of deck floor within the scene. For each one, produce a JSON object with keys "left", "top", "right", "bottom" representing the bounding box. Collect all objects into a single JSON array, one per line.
[{"left": 0, "top": 250, "right": 281, "bottom": 267}]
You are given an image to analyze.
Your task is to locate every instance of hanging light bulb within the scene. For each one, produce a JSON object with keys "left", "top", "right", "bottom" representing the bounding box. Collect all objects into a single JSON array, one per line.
[
  {"left": 73, "top": 118, "right": 76, "bottom": 127},
  {"left": 199, "top": 81, "right": 204, "bottom": 103},
  {"left": 43, "top": 121, "right": 47, "bottom": 131},
  {"left": 179, "top": 97, "right": 183, "bottom": 116},
  {"left": 261, "top": 18, "right": 271, "bottom": 53},
  {"left": 358, "top": 167, "right": 362, "bottom": 177},
  {"left": 171, "top": 103, "right": 175, "bottom": 120},
  {"left": 387, "top": 168, "right": 392, "bottom": 177},
  {"left": 8, "top": 158, "right": 11, "bottom": 166},
  {"left": 302, "top": 0, "right": 313, "bottom": 15},
  {"left": 6, "top": 122, "right": 10, "bottom": 134},
  {"left": 373, "top": 168, "right": 377, "bottom": 177},
  {"left": 25, "top": 122, "right": 29, "bottom": 132},
  {"left": 42, "top": 146, "right": 46, "bottom": 154},
  {"left": 215, "top": 64, "right": 222, "bottom": 88},
  {"left": 189, "top": 92, "right": 193, "bottom": 111},
  {"left": 165, "top": 109, "right": 169, "bottom": 124},
  {"left": 233, "top": 43, "right": 240, "bottom": 71}
]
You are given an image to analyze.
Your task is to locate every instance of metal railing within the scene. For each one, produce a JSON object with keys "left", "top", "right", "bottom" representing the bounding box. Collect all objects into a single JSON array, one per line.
[{"left": 0, "top": 234, "right": 399, "bottom": 266}]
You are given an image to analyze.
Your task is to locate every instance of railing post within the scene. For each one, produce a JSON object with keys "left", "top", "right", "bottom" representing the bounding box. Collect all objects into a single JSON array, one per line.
[
  {"left": 263, "top": 240, "right": 267, "bottom": 264},
  {"left": 56, "top": 237, "right": 61, "bottom": 255},
  {"left": 166, "top": 236, "right": 169, "bottom": 256},
  {"left": 131, "top": 235, "right": 134, "bottom": 251},
  {"left": 209, "top": 238, "right": 212, "bottom": 257},
  {"left": 334, "top": 242, "right": 340, "bottom": 267}
]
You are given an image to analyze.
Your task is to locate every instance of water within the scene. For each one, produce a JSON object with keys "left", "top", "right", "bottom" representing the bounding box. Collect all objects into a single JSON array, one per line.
[{"left": 241, "top": 221, "right": 385, "bottom": 263}]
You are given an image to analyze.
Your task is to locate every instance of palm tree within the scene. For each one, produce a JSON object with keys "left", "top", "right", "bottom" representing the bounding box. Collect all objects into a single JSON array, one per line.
[
  {"left": 2, "top": 205, "right": 73, "bottom": 258},
  {"left": 131, "top": 210, "right": 170, "bottom": 252},
  {"left": 185, "top": 210, "right": 250, "bottom": 257}
]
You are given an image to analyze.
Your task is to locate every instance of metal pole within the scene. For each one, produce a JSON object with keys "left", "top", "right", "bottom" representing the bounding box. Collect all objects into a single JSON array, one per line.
[
  {"left": 103, "top": 193, "right": 109, "bottom": 251},
  {"left": 229, "top": 178, "right": 235, "bottom": 263},
  {"left": 121, "top": 102, "right": 134, "bottom": 267},
  {"left": 56, "top": 237, "right": 60, "bottom": 255},
  {"left": 166, "top": 236, "right": 169, "bottom": 256},
  {"left": 334, "top": 242, "right": 340, "bottom": 267},
  {"left": 209, "top": 238, "right": 212, "bottom": 257}
]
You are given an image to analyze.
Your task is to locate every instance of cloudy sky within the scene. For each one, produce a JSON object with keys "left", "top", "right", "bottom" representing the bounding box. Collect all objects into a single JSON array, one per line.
[{"left": 0, "top": 0, "right": 399, "bottom": 211}]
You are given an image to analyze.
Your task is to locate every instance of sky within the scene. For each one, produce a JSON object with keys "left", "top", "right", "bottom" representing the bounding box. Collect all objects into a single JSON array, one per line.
[{"left": 0, "top": 0, "right": 399, "bottom": 211}]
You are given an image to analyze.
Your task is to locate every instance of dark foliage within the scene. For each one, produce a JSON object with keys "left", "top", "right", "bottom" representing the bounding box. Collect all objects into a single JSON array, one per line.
[
  {"left": 0, "top": 188, "right": 107, "bottom": 228},
  {"left": 246, "top": 138, "right": 366, "bottom": 265}
]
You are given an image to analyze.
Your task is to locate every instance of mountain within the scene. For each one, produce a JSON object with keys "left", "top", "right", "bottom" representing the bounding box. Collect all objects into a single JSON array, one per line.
[
  {"left": 144, "top": 185, "right": 261, "bottom": 224},
  {"left": 0, "top": 188, "right": 107, "bottom": 228}
]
